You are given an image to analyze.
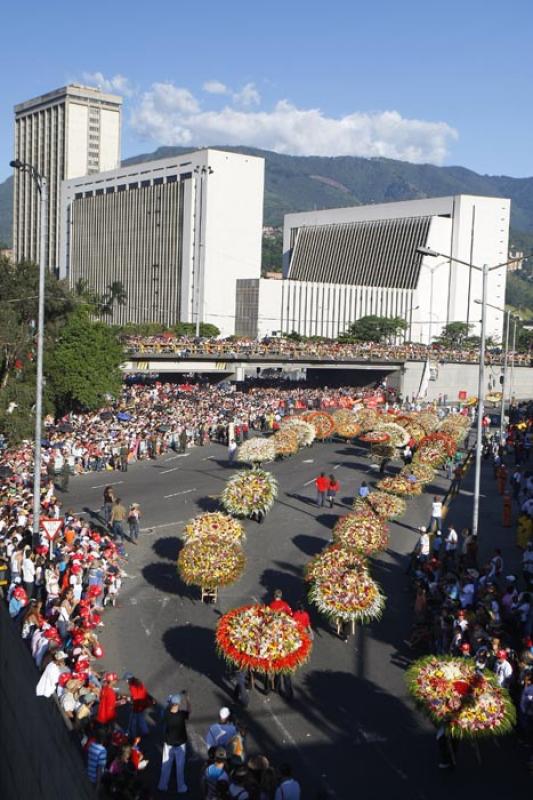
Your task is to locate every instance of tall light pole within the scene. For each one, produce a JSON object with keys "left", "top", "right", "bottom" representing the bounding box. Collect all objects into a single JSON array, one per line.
[
  {"left": 10, "top": 159, "right": 48, "bottom": 548},
  {"left": 416, "top": 246, "right": 526, "bottom": 539},
  {"left": 193, "top": 164, "right": 214, "bottom": 338}
]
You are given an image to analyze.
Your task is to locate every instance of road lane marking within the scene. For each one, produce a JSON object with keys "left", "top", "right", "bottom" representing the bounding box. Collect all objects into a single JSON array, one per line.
[
  {"left": 333, "top": 464, "right": 341, "bottom": 470},
  {"left": 90, "top": 480, "right": 123, "bottom": 489},
  {"left": 164, "top": 488, "right": 196, "bottom": 499},
  {"left": 160, "top": 467, "right": 179, "bottom": 474},
  {"left": 302, "top": 459, "right": 314, "bottom": 463},
  {"left": 140, "top": 520, "right": 184, "bottom": 533},
  {"left": 303, "top": 478, "right": 315, "bottom": 486}
]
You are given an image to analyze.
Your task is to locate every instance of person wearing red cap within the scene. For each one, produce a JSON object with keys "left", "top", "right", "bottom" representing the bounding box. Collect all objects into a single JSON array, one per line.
[{"left": 494, "top": 650, "right": 513, "bottom": 688}]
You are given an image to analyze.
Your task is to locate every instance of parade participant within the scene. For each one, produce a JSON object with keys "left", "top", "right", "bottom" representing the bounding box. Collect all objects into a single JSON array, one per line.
[
  {"left": 125, "top": 674, "right": 152, "bottom": 738},
  {"left": 326, "top": 475, "right": 340, "bottom": 508},
  {"left": 314, "top": 472, "right": 329, "bottom": 507},
  {"left": 127, "top": 503, "right": 141, "bottom": 544},
  {"left": 428, "top": 496, "right": 443, "bottom": 533},
  {"left": 269, "top": 589, "right": 292, "bottom": 615},
  {"left": 158, "top": 691, "right": 191, "bottom": 794},
  {"left": 110, "top": 498, "right": 128, "bottom": 542}
]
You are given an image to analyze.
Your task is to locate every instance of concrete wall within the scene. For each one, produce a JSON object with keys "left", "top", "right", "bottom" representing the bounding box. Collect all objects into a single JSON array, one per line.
[
  {"left": 0, "top": 605, "right": 94, "bottom": 800},
  {"left": 398, "top": 361, "right": 533, "bottom": 402}
]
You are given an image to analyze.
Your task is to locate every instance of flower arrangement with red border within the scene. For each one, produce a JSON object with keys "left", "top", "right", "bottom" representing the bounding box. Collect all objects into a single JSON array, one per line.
[
  {"left": 281, "top": 417, "right": 316, "bottom": 447},
  {"left": 309, "top": 567, "right": 385, "bottom": 623},
  {"left": 221, "top": 468, "right": 278, "bottom": 518},
  {"left": 300, "top": 411, "right": 335, "bottom": 440},
  {"left": 377, "top": 475, "right": 423, "bottom": 497},
  {"left": 216, "top": 604, "right": 312, "bottom": 674},
  {"left": 406, "top": 656, "right": 516, "bottom": 739},
  {"left": 178, "top": 535, "right": 245, "bottom": 589},
  {"left": 183, "top": 512, "right": 245, "bottom": 544},
  {"left": 375, "top": 421, "right": 409, "bottom": 448},
  {"left": 332, "top": 410, "right": 362, "bottom": 439},
  {"left": 332, "top": 514, "right": 389, "bottom": 555},
  {"left": 359, "top": 431, "right": 390, "bottom": 444},
  {"left": 353, "top": 491, "right": 407, "bottom": 520},
  {"left": 304, "top": 544, "right": 367, "bottom": 583}
]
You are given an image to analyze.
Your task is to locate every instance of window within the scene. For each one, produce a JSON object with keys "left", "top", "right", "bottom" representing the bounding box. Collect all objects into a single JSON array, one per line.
[
  {"left": 106, "top": 187, "right": 114, "bottom": 194},
  {"left": 141, "top": 179, "right": 151, "bottom": 188},
  {"left": 129, "top": 182, "right": 139, "bottom": 189},
  {"left": 167, "top": 174, "right": 177, "bottom": 183},
  {"left": 95, "top": 189, "right": 104, "bottom": 196},
  {"left": 75, "top": 192, "right": 83, "bottom": 200},
  {"left": 153, "top": 177, "right": 164, "bottom": 186},
  {"left": 117, "top": 184, "right": 126, "bottom": 192},
  {"left": 84, "top": 191, "right": 93, "bottom": 198}
]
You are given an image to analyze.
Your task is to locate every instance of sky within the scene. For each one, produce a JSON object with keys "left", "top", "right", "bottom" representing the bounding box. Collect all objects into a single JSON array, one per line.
[{"left": 1, "top": 0, "right": 532, "bottom": 182}]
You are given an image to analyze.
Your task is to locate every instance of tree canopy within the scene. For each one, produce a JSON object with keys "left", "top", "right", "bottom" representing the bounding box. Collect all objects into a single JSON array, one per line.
[{"left": 339, "top": 315, "right": 408, "bottom": 343}]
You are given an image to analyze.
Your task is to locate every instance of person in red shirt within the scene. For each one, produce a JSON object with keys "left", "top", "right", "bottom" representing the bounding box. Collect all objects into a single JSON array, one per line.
[
  {"left": 269, "top": 589, "right": 292, "bottom": 615},
  {"left": 96, "top": 672, "right": 121, "bottom": 727},
  {"left": 326, "top": 475, "right": 340, "bottom": 508},
  {"left": 126, "top": 674, "right": 152, "bottom": 738},
  {"left": 315, "top": 472, "right": 329, "bottom": 507},
  {"left": 292, "top": 602, "right": 312, "bottom": 637}
]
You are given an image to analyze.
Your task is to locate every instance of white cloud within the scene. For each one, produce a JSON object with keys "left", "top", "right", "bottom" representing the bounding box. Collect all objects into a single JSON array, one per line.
[
  {"left": 130, "top": 83, "right": 458, "bottom": 164},
  {"left": 82, "top": 71, "right": 133, "bottom": 96},
  {"left": 203, "top": 80, "right": 229, "bottom": 95},
  {"left": 232, "top": 82, "right": 261, "bottom": 107}
]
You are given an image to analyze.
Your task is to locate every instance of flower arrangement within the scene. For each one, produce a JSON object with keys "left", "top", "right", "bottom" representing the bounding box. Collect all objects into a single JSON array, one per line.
[
  {"left": 438, "top": 416, "right": 470, "bottom": 442},
  {"left": 220, "top": 468, "right": 278, "bottom": 518},
  {"left": 332, "top": 410, "right": 362, "bottom": 439},
  {"left": 406, "top": 656, "right": 516, "bottom": 739},
  {"left": 300, "top": 411, "right": 335, "bottom": 440},
  {"left": 216, "top": 604, "right": 312, "bottom": 674},
  {"left": 236, "top": 437, "right": 277, "bottom": 465},
  {"left": 400, "top": 463, "right": 435, "bottom": 483},
  {"left": 375, "top": 421, "right": 409, "bottom": 448},
  {"left": 377, "top": 475, "right": 423, "bottom": 497},
  {"left": 417, "top": 411, "right": 440, "bottom": 433},
  {"left": 178, "top": 536, "right": 245, "bottom": 589},
  {"left": 304, "top": 544, "right": 367, "bottom": 583},
  {"left": 183, "top": 512, "right": 245, "bottom": 544},
  {"left": 272, "top": 428, "right": 300, "bottom": 457},
  {"left": 354, "top": 491, "right": 407, "bottom": 520},
  {"left": 394, "top": 415, "right": 426, "bottom": 443},
  {"left": 415, "top": 432, "right": 457, "bottom": 467},
  {"left": 359, "top": 431, "right": 390, "bottom": 444},
  {"left": 281, "top": 417, "right": 316, "bottom": 446},
  {"left": 370, "top": 443, "right": 396, "bottom": 460},
  {"left": 332, "top": 514, "right": 389, "bottom": 554},
  {"left": 354, "top": 408, "right": 381, "bottom": 432},
  {"left": 309, "top": 567, "right": 385, "bottom": 623}
]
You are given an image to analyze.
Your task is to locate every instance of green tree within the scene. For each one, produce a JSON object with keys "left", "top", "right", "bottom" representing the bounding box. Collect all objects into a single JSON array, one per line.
[
  {"left": 433, "top": 321, "right": 472, "bottom": 347},
  {"left": 100, "top": 280, "right": 127, "bottom": 317},
  {"left": 46, "top": 308, "right": 123, "bottom": 412},
  {"left": 339, "top": 315, "right": 407, "bottom": 343}
]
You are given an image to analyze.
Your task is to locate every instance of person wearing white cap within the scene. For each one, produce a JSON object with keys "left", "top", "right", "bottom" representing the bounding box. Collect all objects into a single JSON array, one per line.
[
  {"left": 205, "top": 706, "right": 237, "bottom": 749},
  {"left": 35, "top": 650, "right": 68, "bottom": 698},
  {"left": 158, "top": 691, "right": 191, "bottom": 794}
]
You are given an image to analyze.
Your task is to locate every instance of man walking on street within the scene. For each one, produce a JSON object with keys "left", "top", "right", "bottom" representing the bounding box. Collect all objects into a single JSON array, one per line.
[
  {"left": 110, "top": 498, "right": 128, "bottom": 542},
  {"left": 315, "top": 472, "right": 329, "bottom": 507},
  {"left": 158, "top": 692, "right": 191, "bottom": 794},
  {"left": 429, "top": 496, "right": 443, "bottom": 533}
]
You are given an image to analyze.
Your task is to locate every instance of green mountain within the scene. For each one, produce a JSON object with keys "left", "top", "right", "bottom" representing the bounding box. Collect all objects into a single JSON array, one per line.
[{"left": 1, "top": 146, "right": 533, "bottom": 249}]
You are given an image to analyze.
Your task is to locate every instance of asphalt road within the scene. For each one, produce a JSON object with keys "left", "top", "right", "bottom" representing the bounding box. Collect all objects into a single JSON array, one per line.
[{"left": 64, "top": 440, "right": 530, "bottom": 800}]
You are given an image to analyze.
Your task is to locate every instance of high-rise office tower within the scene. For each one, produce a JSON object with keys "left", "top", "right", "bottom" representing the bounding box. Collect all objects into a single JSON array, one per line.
[{"left": 13, "top": 84, "right": 122, "bottom": 270}]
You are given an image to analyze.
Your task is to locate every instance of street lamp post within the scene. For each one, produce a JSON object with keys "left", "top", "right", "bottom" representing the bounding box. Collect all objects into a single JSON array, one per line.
[
  {"left": 10, "top": 159, "right": 48, "bottom": 548},
  {"left": 193, "top": 164, "right": 214, "bottom": 338}
]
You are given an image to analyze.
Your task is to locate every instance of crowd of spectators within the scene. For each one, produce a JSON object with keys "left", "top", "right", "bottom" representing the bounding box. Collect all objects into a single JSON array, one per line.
[{"left": 123, "top": 334, "right": 533, "bottom": 366}]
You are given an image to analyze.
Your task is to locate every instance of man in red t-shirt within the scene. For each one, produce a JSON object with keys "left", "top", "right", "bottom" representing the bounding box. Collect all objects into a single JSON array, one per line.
[
  {"left": 96, "top": 672, "right": 120, "bottom": 726},
  {"left": 269, "top": 589, "right": 292, "bottom": 615},
  {"left": 315, "top": 472, "right": 329, "bottom": 507}
]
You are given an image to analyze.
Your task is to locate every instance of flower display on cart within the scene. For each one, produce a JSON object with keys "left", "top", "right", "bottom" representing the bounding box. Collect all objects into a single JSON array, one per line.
[
  {"left": 417, "top": 411, "right": 440, "bottom": 433},
  {"left": 300, "top": 411, "right": 335, "bottom": 440},
  {"left": 370, "top": 443, "right": 396, "bottom": 460},
  {"left": 304, "top": 544, "right": 367, "bottom": 582},
  {"left": 400, "top": 463, "right": 435, "bottom": 483},
  {"left": 178, "top": 535, "right": 245, "bottom": 589},
  {"left": 406, "top": 656, "right": 516, "bottom": 739},
  {"left": 332, "top": 410, "right": 362, "bottom": 439},
  {"left": 272, "top": 428, "right": 299, "bottom": 457},
  {"left": 359, "top": 431, "right": 390, "bottom": 444},
  {"left": 309, "top": 567, "right": 385, "bottom": 624},
  {"left": 237, "top": 437, "right": 276, "bottom": 465},
  {"left": 183, "top": 512, "right": 245, "bottom": 544},
  {"left": 353, "top": 491, "right": 407, "bottom": 520},
  {"left": 281, "top": 417, "right": 316, "bottom": 447},
  {"left": 221, "top": 468, "right": 278, "bottom": 518},
  {"left": 216, "top": 604, "right": 312, "bottom": 674},
  {"left": 375, "top": 421, "right": 409, "bottom": 448},
  {"left": 394, "top": 415, "right": 427, "bottom": 443},
  {"left": 377, "top": 475, "right": 423, "bottom": 497},
  {"left": 438, "top": 416, "right": 471, "bottom": 442},
  {"left": 354, "top": 408, "right": 381, "bottom": 432},
  {"left": 415, "top": 432, "right": 457, "bottom": 466},
  {"left": 332, "top": 514, "right": 389, "bottom": 554}
]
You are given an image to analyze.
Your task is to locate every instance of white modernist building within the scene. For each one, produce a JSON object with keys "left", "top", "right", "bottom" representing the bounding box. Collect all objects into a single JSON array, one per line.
[
  {"left": 236, "top": 195, "right": 510, "bottom": 343},
  {"left": 59, "top": 149, "right": 264, "bottom": 335},
  {"left": 13, "top": 84, "right": 122, "bottom": 270}
]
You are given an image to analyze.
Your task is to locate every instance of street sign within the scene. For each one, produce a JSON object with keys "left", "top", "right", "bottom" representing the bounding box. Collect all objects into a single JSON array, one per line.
[
  {"left": 458, "top": 390, "right": 467, "bottom": 400},
  {"left": 41, "top": 519, "right": 63, "bottom": 540}
]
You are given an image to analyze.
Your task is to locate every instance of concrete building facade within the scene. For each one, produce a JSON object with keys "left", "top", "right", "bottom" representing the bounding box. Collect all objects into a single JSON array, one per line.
[
  {"left": 13, "top": 84, "right": 122, "bottom": 270},
  {"left": 60, "top": 149, "right": 264, "bottom": 334}
]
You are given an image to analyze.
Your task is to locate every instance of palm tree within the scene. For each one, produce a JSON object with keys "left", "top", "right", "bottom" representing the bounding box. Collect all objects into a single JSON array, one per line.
[{"left": 101, "top": 281, "right": 127, "bottom": 317}]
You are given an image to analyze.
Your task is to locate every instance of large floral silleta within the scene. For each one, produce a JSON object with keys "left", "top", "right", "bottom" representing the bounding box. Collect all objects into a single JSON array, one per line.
[
  {"left": 178, "top": 535, "right": 245, "bottom": 589},
  {"left": 406, "top": 656, "right": 516, "bottom": 738},
  {"left": 353, "top": 490, "right": 407, "bottom": 520},
  {"left": 215, "top": 604, "right": 312, "bottom": 674},
  {"left": 236, "top": 437, "right": 276, "bottom": 465},
  {"left": 220, "top": 468, "right": 278, "bottom": 518},
  {"left": 332, "top": 514, "right": 389, "bottom": 555},
  {"left": 309, "top": 566, "right": 385, "bottom": 624},
  {"left": 183, "top": 512, "right": 245, "bottom": 544}
]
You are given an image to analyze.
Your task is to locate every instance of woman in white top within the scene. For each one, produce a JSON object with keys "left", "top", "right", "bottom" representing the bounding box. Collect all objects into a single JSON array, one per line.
[{"left": 22, "top": 549, "right": 36, "bottom": 598}]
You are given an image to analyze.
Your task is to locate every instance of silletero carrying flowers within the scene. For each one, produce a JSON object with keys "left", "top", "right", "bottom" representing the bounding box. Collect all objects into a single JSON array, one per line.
[
  {"left": 353, "top": 490, "right": 407, "bottom": 520},
  {"left": 309, "top": 565, "right": 385, "bottom": 625},
  {"left": 220, "top": 468, "right": 278, "bottom": 519},
  {"left": 300, "top": 410, "right": 335, "bottom": 440},
  {"left": 216, "top": 604, "right": 312, "bottom": 674},
  {"left": 183, "top": 512, "right": 245, "bottom": 544},
  {"left": 178, "top": 535, "right": 245, "bottom": 590},
  {"left": 376, "top": 475, "right": 423, "bottom": 497},
  {"left": 304, "top": 544, "right": 367, "bottom": 583},
  {"left": 332, "top": 514, "right": 389, "bottom": 555},
  {"left": 406, "top": 656, "right": 516, "bottom": 739}
]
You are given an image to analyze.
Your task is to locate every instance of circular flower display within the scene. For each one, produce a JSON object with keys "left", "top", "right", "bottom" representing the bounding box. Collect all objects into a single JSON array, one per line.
[
  {"left": 332, "top": 514, "right": 389, "bottom": 554},
  {"left": 178, "top": 536, "right": 245, "bottom": 589},
  {"left": 417, "top": 411, "right": 440, "bottom": 433},
  {"left": 415, "top": 432, "right": 457, "bottom": 467},
  {"left": 354, "top": 491, "right": 407, "bottom": 520},
  {"left": 359, "top": 431, "right": 390, "bottom": 443},
  {"left": 304, "top": 544, "right": 367, "bottom": 583},
  {"left": 401, "top": 463, "right": 435, "bottom": 483},
  {"left": 394, "top": 415, "right": 426, "bottom": 443},
  {"left": 406, "top": 656, "right": 516, "bottom": 739},
  {"left": 354, "top": 408, "right": 381, "bottom": 432},
  {"left": 376, "top": 421, "right": 409, "bottom": 448},
  {"left": 237, "top": 437, "right": 276, "bottom": 465},
  {"left": 183, "top": 512, "right": 245, "bottom": 544},
  {"left": 272, "top": 428, "right": 299, "bottom": 457},
  {"left": 300, "top": 411, "right": 335, "bottom": 440},
  {"left": 221, "top": 469, "right": 278, "bottom": 518},
  {"left": 216, "top": 604, "right": 312, "bottom": 674},
  {"left": 309, "top": 567, "right": 385, "bottom": 623},
  {"left": 370, "top": 443, "right": 396, "bottom": 460},
  {"left": 281, "top": 417, "right": 316, "bottom": 447},
  {"left": 333, "top": 410, "right": 361, "bottom": 439},
  {"left": 377, "top": 476, "right": 422, "bottom": 497}
]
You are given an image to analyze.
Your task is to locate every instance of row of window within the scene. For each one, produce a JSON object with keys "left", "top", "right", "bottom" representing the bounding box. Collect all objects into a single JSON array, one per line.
[{"left": 73, "top": 173, "right": 186, "bottom": 200}]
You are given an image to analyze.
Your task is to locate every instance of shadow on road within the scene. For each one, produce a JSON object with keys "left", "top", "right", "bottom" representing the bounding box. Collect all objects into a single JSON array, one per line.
[
  {"left": 258, "top": 567, "right": 307, "bottom": 606},
  {"left": 292, "top": 533, "right": 328, "bottom": 556},
  {"left": 152, "top": 536, "right": 182, "bottom": 561},
  {"left": 142, "top": 561, "right": 192, "bottom": 598},
  {"left": 162, "top": 625, "right": 228, "bottom": 692}
]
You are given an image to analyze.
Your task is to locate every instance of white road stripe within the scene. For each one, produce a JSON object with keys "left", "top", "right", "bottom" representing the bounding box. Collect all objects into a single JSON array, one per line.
[
  {"left": 90, "top": 480, "right": 124, "bottom": 489},
  {"left": 164, "top": 488, "right": 196, "bottom": 499},
  {"left": 140, "top": 520, "right": 184, "bottom": 533},
  {"left": 333, "top": 464, "right": 341, "bottom": 470},
  {"left": 303, "top": 478, "right": 315, "bottom": 486},
  {"left": 302, "top": 459, "right": 314, "bottom": 463},
  {"left": 160, "top": 467, "right": 179, "bottom": 474}
]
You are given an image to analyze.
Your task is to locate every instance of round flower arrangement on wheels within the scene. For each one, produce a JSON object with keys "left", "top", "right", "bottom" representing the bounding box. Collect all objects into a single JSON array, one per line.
[
  {"left": 272, "top": 428, "right": 299, "bottom": 458},
  {"left": 332, "top": 410, "right": 361, "bottom": 440},
  {"left": 178, "top": 536, "right": 245, "bottom": 590},
  {"left": 236, "top": 437, "right": 276, "bottom": 465},
  {"left": 332, "top": 514, "right": 389, "bottom": 555},
  {"left": 377, "top": 475, "right": 423, "bottom": 497},
  {"left": 394, "top": 415, "right": 426, "bottom": 444},
  {"left": 417, "top": 411, "right": 440, "bottom": 433},
  {"left": 401, "top": 463, "right": 435, "bottom": 484},
  {"left": 309, "top": 566, "right": 385, "bottom": 624},
  {"left": 183, "top": 512, "right": 245, "bottom": 544},
  {"left": 353, "top": 490, "right": 407, "bottom": 520},
  {"left": 375, "top": 421, "right": 409, "bottom": 448},
  {"left": 414, "top": 432, "right": 457, "bottom": 467},
  {"left": 359, "top": 431, "right": 390, "bottom": 444},
  {"left": 406, "top": 656, "right": 516, "bottom": 738},
  {"left": 304, "top": 544, "right": 367, "bottom": 583},
  {"left": 216, "top": 604, "right": 312, "bottom": 674},
  {"left": 300, "top": 411, "right": 335, "bottom": 440},
  {"left": 221, "top": 469, "right": 278, "bottom": 518},
  {"left": 354, "top": 408, "right": 381, "bottom": 432},
  {"left": 280, "top": 417, "right": 316, "bottom": 447}
]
